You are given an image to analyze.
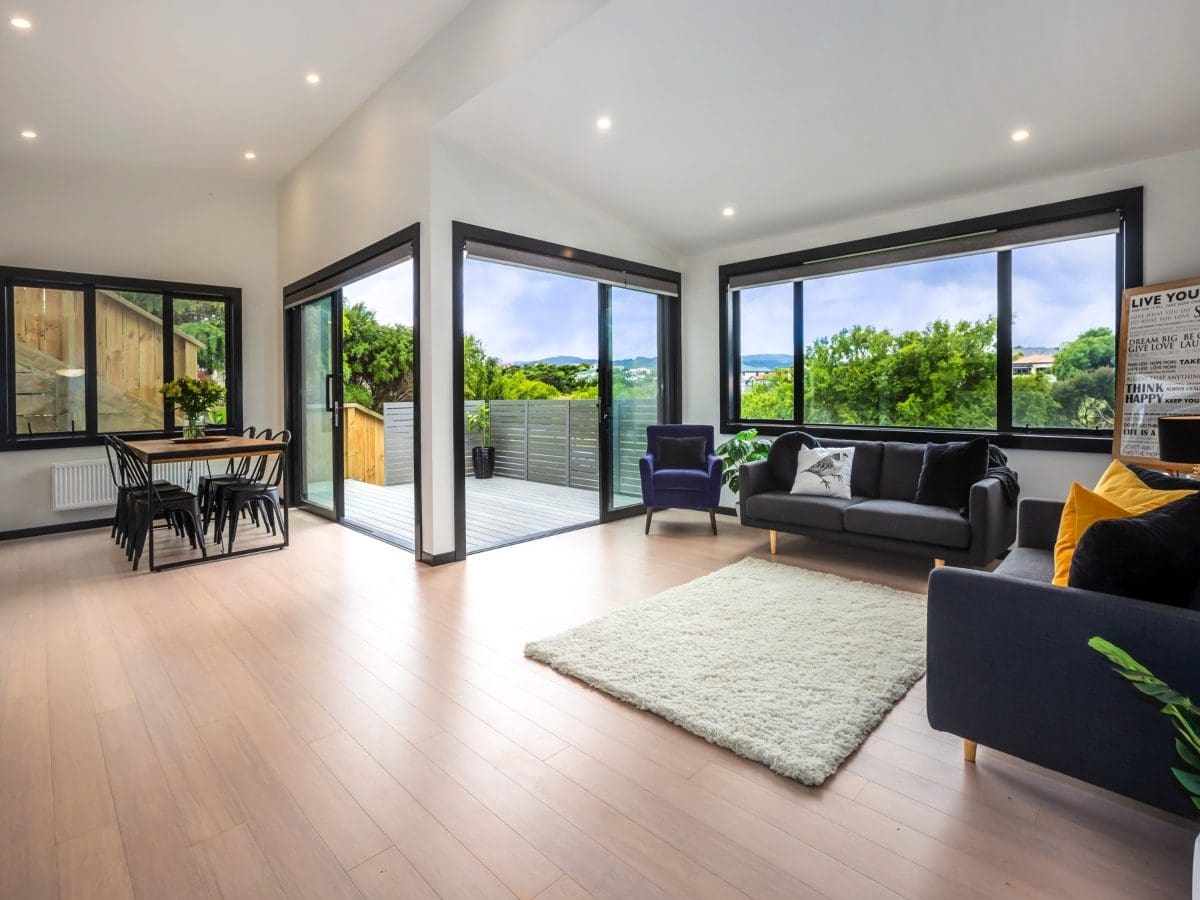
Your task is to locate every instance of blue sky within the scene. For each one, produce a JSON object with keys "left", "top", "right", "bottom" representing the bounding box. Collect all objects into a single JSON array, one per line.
[
  {"left": 342, "top": 259, "right": 413, "bottom": 327},
  {"left": 739, "top": 233, "right": 1117, "bottom": 357},
  {"left": 336, "top": 235, "right": 1115, "bottom": 362},
  {"left": 464, "top": 259, "right": 658, "bottom": 362}
]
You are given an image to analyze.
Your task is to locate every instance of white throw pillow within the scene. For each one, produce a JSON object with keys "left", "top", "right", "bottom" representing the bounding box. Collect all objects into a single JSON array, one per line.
[{"left": 790, "top": 446, "right": 855, "bottom": 499}]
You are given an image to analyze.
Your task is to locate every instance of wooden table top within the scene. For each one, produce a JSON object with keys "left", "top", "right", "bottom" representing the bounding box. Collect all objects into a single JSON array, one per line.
[{"left": 123, "top": 435, "right": 287, "bottom": 462}]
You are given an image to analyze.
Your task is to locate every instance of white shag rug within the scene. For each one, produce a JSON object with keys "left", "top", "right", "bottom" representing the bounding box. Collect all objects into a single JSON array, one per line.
[{"left": 525, "top": 556, "right": 926, "bottom": 785}]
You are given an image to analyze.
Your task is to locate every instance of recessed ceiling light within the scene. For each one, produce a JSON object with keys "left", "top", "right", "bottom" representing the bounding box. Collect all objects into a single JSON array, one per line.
[
  {"left": 1011, "top": 128, "right": 1030, "bottom": 142},
  {"left": 722, "top": 206, "right": 735, "bottom": 217},
  {"left": 595, "top": 116, "right": 612, "bottom": 131},
  {"left": 243, "top": 150, "right": 256, "bottom": 160},
  {"left": 55, "top": 367, "right": 85, "bottom": 378},
  {"left": 305, "top": 72, "right": 320, "bottom": 85},
  {"left": 10, "top": 16, "right": 31, "bottom": 29},
  {"left": 20, "top": 129, "right": 36, "bottom": 139}
]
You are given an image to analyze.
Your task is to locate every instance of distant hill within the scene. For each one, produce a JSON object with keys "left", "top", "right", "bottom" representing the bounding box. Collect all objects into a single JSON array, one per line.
[
  {"left": 514, "top": 355, "right": 658, "bottom": 368},
  {"left": 741, "top": 353, "right": 793, "bottom": 370}
]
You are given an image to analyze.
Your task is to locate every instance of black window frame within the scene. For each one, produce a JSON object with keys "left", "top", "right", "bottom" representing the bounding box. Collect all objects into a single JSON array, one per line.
[
  {"left": 718, "top": 188, "right": 1143, "bottom": 453},
  {"left": 2, "top": 265, "right": 242, "bottom": 451}
]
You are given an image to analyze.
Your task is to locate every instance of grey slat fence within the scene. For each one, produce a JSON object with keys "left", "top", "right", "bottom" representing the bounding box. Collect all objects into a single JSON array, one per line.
[{"left": 381, "top": 398, "right": 657, "bottom": 493}]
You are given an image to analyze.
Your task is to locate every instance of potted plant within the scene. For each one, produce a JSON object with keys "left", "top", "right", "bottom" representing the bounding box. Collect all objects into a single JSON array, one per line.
[
  {"left": 1089, "top": 637, "right": 1199, "bottom": 896},
  {"left": 160, "top": 374, "right": 225, "bottom": 439},
  {"left": 715, "top": 428, "right": 773, "bottom": 495},
  {"left": 466, "top": 402, "right": 494, "bottom": 479}
]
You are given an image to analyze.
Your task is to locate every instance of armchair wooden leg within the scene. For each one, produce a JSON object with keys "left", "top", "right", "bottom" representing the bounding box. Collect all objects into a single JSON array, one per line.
[
  {"left": 769, "top": 530, "right": 778, "bottom": 554},
  {"left": 934, "top": 558, "right": 946, "bottom": 568},
  {"left": 709, "top": 508, "right": 717, "bottom": 536},
  {"left": 963, "top": 739, "right": 978, "bottom": 763},
  {"left": 644, "top": 508, "right": 654, "bottom": 535}
]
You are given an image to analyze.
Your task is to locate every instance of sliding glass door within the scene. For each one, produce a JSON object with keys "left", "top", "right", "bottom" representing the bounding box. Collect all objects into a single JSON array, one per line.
[
  {"left": 601, "top": 285, "right": 663, "bottom": 517},
  {"left": 294, "top": 293, "right": 341, "bottom": 519},
  {"left": 283, "top": 226, "right": 420, "bottom": 552}
]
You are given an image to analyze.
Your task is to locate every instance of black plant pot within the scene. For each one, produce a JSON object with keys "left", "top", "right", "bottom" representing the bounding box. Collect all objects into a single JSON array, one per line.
[{"left": 472, "top": 445, "right": 495, "bottom": 479}]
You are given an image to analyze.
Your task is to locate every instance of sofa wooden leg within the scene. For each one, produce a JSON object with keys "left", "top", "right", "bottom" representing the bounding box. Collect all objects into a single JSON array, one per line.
[
  {"left": 709, "top": 508, "right": 717, "bottom": 536},
  {"left": 644, "top": 508, "right": 654, "bottom": 535},
  {"left": 769, "top": 530, "right": 777, "bottom": 554},
  {"left": 963, "top": 739, "right": 978, "bottom": 763},
  {"left": 934, "top": 558, "right": 946, "bottom": 568}
]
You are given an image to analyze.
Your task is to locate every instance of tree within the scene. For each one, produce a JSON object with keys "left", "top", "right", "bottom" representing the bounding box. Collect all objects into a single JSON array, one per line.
[
  {"left": 1052, "top": 327, "right": 1116, "bottom": 379},
  {"left": 463, "top": 334, "right": 502, "bottom": 401},
  {"left": 1050, "top": 367, "right": 1116, "bottom": 428},
  {"left": 802, "top": 318, "right": 997, "bottom": 429},
  {"left": 1012, "top": 372, "right": 1062, "bottom": 428},
  {"left": 741, "top": 368, "right": 794, "bottom": 420},
  {"left": 341, "top": 301, "right": 414, "bottom": 411},
  {"left": 495, "top": 370, "right": 560, "bottom": 399}
]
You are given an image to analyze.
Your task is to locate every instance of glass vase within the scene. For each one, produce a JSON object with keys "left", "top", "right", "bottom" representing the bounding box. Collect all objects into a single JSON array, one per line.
[{"left": 183, "top": 411, "right": 207, "bottom": 439}]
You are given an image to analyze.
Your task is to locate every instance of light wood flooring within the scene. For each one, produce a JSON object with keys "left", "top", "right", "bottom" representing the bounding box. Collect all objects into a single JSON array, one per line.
[{"left": 0, "top": 510, "right": 1194, "bottom": 899}]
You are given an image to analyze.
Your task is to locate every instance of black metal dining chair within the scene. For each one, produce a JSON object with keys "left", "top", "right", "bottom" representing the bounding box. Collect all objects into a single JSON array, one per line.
[
  {"left": 103, "top": 435, "right": 189, "bottom": 552},
  {"left": 113, "top": 439, "right": 207, "bottom": 570},
  {"left": 216, "top": 429, "right": 290, "bottom": 551},
  {"left": 198, "top": 425, "right": 261, "bottom": 534}
]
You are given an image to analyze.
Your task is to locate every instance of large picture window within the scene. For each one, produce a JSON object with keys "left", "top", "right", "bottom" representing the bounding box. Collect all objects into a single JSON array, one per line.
[
  {"left": 3, "top": 267, "right": 240, "bottom": 449},
  {"left": 720, "top": 189, "right": 1141, "bottom": 450}
]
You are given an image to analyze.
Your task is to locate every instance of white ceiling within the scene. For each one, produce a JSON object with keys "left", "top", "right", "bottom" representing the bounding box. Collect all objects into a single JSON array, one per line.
[
  {"left": 438, "top": 0, "right": 1200, "bottom": 252},
  {"left": 0, "top": 0, "right": 473, "bottom": 177}
]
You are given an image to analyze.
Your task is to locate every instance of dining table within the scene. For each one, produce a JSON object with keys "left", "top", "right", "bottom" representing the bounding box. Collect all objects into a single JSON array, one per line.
[{"left": 123, "top": 435, "right": 288, "bottom": 572}]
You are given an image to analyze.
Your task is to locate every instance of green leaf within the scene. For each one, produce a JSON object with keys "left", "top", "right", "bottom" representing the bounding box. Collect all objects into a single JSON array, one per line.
[
  {"left": 1171, "top": 767, "right": 1200, "bottom": 797},
  {"left": 1088, "top": 637, "right": 1152, "bottom": 676},
  {"left": 1177, "top": 738, "right": 1200, "bottom": 771}
]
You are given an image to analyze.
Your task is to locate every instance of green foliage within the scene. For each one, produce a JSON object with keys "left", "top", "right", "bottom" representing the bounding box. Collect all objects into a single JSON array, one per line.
[
  {"left": 342, "top": 302, "right": 413, "bottom": 411},
  {"left": 465, "top": 402, "right": 491, "bottom": 446},
  {"left": 463, "top": 334, "right": 503, "bottom": 401},
  {"left": 1050, "top": 367, "right": 1116, "bottom": 429},
  {"left": 518, "top": 362, "right": 591, "bottom": 394},
  {"left": 173, "top": 299, "right": 228, "bottom": 375},
  {"left": 495, "top": 370, "right": 561, "bottom": 399},
  {"left": 741, "top": 369, "right": 794, "bottom": 420},
  {"left": 1089, "top": 637, "right": 1200, "bottom": 814},
  {"left": 1053, "top": 327, "right": 1116, "bottom": 379},
  {"left": 803, "top": 318, "right": 997, "bottom": 429},
  {"left": 715, "top": 429, "right": 772, "bottom": 494},
  {"left": 1012, "top": 372, "right": 1062, "bottom": 428}
]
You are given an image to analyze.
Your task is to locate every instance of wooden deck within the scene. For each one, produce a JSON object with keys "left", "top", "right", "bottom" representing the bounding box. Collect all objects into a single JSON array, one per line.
[{"left": 341, "top": 477, "right": 630, "bottom": 553}]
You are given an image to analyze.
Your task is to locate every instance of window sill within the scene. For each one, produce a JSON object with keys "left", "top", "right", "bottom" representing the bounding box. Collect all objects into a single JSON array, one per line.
[{"left": 720, "top": 420, "right": 1113, "bottom": 454}]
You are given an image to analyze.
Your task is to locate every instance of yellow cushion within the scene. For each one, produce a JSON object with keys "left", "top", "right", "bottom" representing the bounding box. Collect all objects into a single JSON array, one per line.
[
  {"left": 1052, "top": 484, "right": 1132, "bottom": 586},
  {"left": 1052, "top": 464, "right": 1197, "bottom": 586},
  {"left": 1093, "top": 459, "right": 1196, "bottom": 513}
]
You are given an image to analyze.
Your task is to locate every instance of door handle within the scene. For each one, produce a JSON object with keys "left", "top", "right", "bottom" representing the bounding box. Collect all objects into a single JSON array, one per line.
[{"left": 325, "top": 373, "right": 334, "bottom": 412}]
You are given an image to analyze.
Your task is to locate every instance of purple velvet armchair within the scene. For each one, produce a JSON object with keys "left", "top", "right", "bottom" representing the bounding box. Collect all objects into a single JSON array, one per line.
[{"left": 639, "top": 424, "right": 724, "bottom": 535}]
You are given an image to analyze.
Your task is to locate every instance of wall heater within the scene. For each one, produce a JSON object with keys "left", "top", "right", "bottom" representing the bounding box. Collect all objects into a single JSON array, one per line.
[{"left": 51, "top": 459, "right": 197, "bottom": 511}]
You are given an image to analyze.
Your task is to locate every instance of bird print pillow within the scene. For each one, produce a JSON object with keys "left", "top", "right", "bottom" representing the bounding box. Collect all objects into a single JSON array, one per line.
[{"left": 790, "top": 446, "right": 855, "bottom": 499}]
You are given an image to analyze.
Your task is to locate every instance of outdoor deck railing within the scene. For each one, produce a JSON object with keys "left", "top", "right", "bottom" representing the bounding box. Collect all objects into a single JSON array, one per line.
[{"left": 346, "top": 398, "right": 657, "bottom": 496}]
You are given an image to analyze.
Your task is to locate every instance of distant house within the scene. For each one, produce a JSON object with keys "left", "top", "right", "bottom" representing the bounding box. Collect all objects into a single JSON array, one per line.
[{"left": 1012, "top": 353, "right": 1055, "bottom": 376}]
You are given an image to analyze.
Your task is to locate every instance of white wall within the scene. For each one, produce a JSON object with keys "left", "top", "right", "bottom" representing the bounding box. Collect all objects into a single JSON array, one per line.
[
  {"left": 0, "top": 158, "right": 278, "bottom": 532},
  {"left": 276, "top": 0, "right": 684, "bottom": 558},
  {"left": 681, "top": 146, "right": 1200, "bottom": 503}
]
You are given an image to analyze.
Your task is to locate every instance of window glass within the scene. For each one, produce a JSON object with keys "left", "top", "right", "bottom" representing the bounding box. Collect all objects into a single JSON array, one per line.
[
  {"left": 173, "top": 298, "right": 229, "bottom": 426},
  {"left": 95, "top": 290, "right": 164, "bottom": 432},
  {"left": 738, "top": 283, "right": 793, "bottom": 420},
  {"left": 13, "top": 286, "right": 87, "bottom": 434},
  {"left": 1011, "top": 233, "right": 1117, "bottom": 430},
  {"left": 802, "top": 253, "right": 998, "bottom": 429}
]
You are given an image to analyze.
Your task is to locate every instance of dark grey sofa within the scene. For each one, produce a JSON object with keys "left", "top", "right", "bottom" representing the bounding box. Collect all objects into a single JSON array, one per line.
[
  {"left": 928, "top": 496, "right": 1200, "bottom": 817},
  {"left": 738, "top": 431, "right": 1015, "bottom": 566}
]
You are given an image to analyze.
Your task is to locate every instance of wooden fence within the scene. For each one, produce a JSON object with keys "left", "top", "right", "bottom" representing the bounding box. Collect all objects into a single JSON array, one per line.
[
  {"left": 343, "top": 404, "right": 385, "bottom": 485},
  {"left": 14, "top": 286, "right": 204, "bottom": 433}
]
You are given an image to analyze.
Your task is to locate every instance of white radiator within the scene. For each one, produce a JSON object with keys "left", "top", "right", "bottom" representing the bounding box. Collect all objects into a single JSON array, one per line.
[{"left": 51, "top": 459, "right": 197, "bottom": 510}]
